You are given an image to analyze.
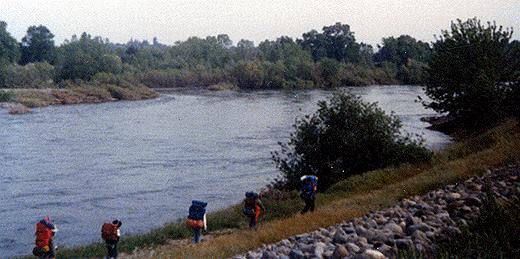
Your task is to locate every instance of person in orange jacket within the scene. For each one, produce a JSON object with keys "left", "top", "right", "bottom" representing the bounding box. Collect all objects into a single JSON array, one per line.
[{"left": 32, "top": 216, "right": 58, "bottom": 259}]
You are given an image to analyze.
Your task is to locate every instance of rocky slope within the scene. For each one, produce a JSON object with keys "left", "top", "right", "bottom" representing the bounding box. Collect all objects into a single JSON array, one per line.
[{"left": 234, "top": 164, "right": 520, "bottom": 259}]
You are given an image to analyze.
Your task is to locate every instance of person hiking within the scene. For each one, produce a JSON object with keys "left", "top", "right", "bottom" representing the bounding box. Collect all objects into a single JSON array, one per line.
[
  {"left": 32, "top": 216, "right": 58, "bottom": 259},
  {"left": 101, "top": 220, "right": 122, "bottom": 259},
  {"left": 300, "top": 175, "right": 318, "bottom": 214},
  {"left": 243, "top": 191, "right": 265, "bottom": 229},
  {"left": 186, "top": 200, "right": 207, "bottom": 244}
]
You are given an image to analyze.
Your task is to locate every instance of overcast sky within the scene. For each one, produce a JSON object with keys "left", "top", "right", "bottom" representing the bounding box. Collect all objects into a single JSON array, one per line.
[{"left": 1, "top": 0, "right": 519, "bottom": 47}]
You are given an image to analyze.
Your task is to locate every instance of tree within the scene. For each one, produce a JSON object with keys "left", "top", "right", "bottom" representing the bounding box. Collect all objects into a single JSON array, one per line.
[
  {"left": 425, "top": 18, "right": 520, "bottom": 127},
  {"left": 299, "top": 23, "right": 360, "bottom": 63},
  {"left": 374, "top": 35, "right": 431, "bottom": 66},
  {"left": 0, "top": 21, "right": 20, "bottom": 65},
  {"left": 20, "top": 25, "right": 56, "bottom": 65},
  {"left": 56, "top": 33, "right": 122, "bottom": 80},
  {"left": 272, "top": 91, "right": 431, "bottom": 190}
]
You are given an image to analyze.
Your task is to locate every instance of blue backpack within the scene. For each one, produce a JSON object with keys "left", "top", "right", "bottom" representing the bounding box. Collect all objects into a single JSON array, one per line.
[
  {"left": 243, "top": 192, "right": 259, "bottom": 216},
  {"left": 188, "top": 200, "right": 207, "bottom": 220},
  {"left": 301, "top": 175, "right": 318, "bottom": 197}
]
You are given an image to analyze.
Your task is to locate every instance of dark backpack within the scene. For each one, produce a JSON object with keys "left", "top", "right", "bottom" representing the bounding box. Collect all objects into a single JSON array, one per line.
[
  {"left": 101, "top": 223, "right": 118, "bottom": 241},
  {"left": 188, "top": 200, "right": 207, "bottom": 220},
  {"left": 243, "top": 192, "right": 259, "bottom": 216}
]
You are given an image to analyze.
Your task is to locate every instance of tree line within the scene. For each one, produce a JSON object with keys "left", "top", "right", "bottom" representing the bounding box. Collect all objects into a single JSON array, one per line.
[{"left": 0, "top": 21, "right": 433, "bottom": 90}]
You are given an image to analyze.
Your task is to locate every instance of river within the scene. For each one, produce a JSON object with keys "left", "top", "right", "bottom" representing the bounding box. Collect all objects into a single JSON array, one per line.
[{"left": 0, "top": 86, "right": 451, "bottom": 257}]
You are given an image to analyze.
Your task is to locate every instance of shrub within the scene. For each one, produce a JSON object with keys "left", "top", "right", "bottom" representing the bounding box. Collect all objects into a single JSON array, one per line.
[
  {"left": 0, "top": 90, "right": 14, "bottom": 102},
  {"left": 272, "top": 91, "right": 432, "bottom": 190},
  {"left": 2, "top": 62, "right": 55, "bottom": 88},
  {"left": 425, "top": 18, "right": 520, "bottom": 128}
]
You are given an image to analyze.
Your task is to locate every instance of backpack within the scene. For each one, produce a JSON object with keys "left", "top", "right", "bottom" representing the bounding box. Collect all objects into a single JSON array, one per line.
[
  {"left": 35, "top": 222, "right": 52, "bottom": 248},
  {"left": 243, "top": 192, "right": 259, "bottom": 216},
  {"left": 188, "top": 200, "right": 207, "bottom": 220},
  {"left": 301, "top": 175, "right": 318, "bottom": 198},
  {"left": 101, "top": 223, "right": 118, "bottom": 241}
]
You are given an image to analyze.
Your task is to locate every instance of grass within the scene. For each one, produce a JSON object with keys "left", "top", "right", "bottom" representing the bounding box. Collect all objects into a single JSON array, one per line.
[{"left": 36, "top": 120, "right": 520, "bottom": 258}]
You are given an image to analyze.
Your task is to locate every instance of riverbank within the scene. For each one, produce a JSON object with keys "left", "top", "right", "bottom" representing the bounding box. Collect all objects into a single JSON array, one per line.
[
  {"left": 237, "top": 164, "right": 520, "bottom": 258},
  {"left": 34, "top": 120, "right": 518, "bottom": 258},
  {"left": 0, "top": 84, "right": 158, "bottom": 114}
]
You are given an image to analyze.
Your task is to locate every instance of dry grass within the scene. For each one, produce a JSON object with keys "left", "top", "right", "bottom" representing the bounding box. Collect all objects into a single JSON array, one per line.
[{"left": 150, "top": 121, "right": 520, "bottom": 258}]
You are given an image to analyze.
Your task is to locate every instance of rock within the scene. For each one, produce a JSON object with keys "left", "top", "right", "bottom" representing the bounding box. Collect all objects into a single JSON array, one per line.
[
  {"left": 280, "top": 239, "right": 291, "bottom": 247},
  {"left": 447, "top": 192, "right": 462, "bottom": 200},
  {"left": 346, "top": 242, "right": 361, "bottom": 253},
  {"left": 343, "top": 227, "right": 356, "bottom": 234},
  {"left": 383, "top": 222, "right": 403, "bottom": 234},
  {"left": 355, "top": 225, "right": 368, "bottom": 237},
  {"left": 332, "top": 245, "right": 349, "bottom": 259},
  {"left": 363, "top": 249, "right": 386, "bottom": 259},
  {"left": 301, "top": 244, "right": 314, "bottom": 253},
  {"left": 332, "top": 229, "right": 348, "bottom": 244},
  {"left": 314, "top": 242, "right": 327, "bottom": 257},
  {"left": 395, "top": 239, "right": 413, "bottom": 250},
  {"left": 261, "top": 251, "right": 278, "bottom": 259},
  {"left": 465, "top": 196, "right": 482, "bottom": 206},
  {"left": 406, "top": 223, "right": 430, "bottom": 235},
  {"left": 322, "top": 250, "right": 334, "bottom": 259},
  {"left": 289, "top": 249, "right": 305, "bottom": 259},
  {"left": 376, "top": 244, "right": 394, "bottom": 257},
  {"left": 367, "top": 219, "right": 378, "bottom": 228}
]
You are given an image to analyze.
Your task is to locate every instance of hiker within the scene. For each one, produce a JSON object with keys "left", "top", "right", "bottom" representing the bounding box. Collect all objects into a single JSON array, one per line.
[
  {"left": 32, "top": 216, "right": 58, "bottom": 259},
  {"left": 101, "top": 220, "right": 122, "bottom": 259},
  {"left": 186, "top": 200, "right": 207, "bottom": 244},
  {"left": 300, "top": 175, "right": 318, "bottom": 214},
  {"left": 243, "top": 191, "right": 265, "bottom": 229}
]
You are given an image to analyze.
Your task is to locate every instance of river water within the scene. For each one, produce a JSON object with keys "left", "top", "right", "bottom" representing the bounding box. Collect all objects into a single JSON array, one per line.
[{"left": 0, "top": 86, "right": 450, "bottom": 257}]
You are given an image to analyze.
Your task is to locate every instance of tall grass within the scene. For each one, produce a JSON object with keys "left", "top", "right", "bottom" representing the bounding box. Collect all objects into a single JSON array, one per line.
[{"left": 21, "top": 120, "right": 519, "bottom": 258}]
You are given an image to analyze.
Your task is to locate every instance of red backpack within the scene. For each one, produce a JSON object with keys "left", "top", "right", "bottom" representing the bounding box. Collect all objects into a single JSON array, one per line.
[
  {"left": 35, "top": 222, "right": 52, "bottom": 248},
  {"left": 101, "top": 223, "right": 118, "bottom": 241}
]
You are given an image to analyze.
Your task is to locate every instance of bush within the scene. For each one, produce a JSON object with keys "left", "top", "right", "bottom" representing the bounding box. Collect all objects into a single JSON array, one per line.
[
  {"left": 272, "top": 91, "right": 432, "bottom": 190},
  {"left": 2, "top": 62, "right": 55, "bottom": 88},
  {"left": 0, "top": 90, "right": 14, "bottom": 102},
  {"left": 425, "top": 18, "right": 520, "bottom": 128}
]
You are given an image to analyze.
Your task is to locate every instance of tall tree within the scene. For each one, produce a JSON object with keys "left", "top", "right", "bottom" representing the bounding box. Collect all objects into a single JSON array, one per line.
[
  {"left": 425, "top": 18, "right": 520, "bottom": 127},
  {"left": 0, "top": 21, "right": 20, "bottom": 65},
  {"left": 374, "top": 35, "right": 431, "bottom": 66},
  {"left": 20, "top": 25, "right": 56, "bottom": 65}
]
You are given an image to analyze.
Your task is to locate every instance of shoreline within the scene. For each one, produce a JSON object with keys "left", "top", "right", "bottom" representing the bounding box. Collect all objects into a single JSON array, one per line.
[
  {"left": 0, "top": 85, "right": 159, "bottom": 114},
  {"left": 19, "top": 120, "right": 518, "bottom": 258}
]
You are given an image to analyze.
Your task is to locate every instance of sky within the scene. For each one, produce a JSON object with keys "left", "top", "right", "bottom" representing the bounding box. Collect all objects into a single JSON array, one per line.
[{"left": 0, "top": 0, "right": 519, "bottom": 47}]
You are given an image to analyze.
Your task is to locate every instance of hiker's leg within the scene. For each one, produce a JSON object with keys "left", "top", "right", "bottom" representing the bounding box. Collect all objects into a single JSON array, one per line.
[
  {"left": 192, "top": 228, "right": 201, "bottom": 243},
  {"left": 310, "top": 197, "right": 315, "bottom": 212},
  {"left": 301, "top": 199, "right": 311, "bottom": 214},
  {"left": 249, "top": 215, "right": 256, "bottom": 228}
]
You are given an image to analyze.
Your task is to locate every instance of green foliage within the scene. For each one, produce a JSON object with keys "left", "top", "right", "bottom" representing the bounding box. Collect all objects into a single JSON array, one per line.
[
  {"left": 425, "top": 18, "right": 520, "bottom": 127},
  {"left": 0, "top": 21, "right": 20, "bottom": 65},
  {"left": 299, "top": 23, "right": 360, "bottom": 63},
  {"left": 272, "top": 91, "right": 432, "bottom": 190},
  {"left": 0, "top": 90, "right": 14, "bottom": 102},
  {"left": 20, "top": 25, "right": 56, "bottom": 65},
  {"left": 2, "top": 62, "right": 55, "bottom": 88},
  {"left": 55, "top": 33, "right": 123, "bottom": 80}
]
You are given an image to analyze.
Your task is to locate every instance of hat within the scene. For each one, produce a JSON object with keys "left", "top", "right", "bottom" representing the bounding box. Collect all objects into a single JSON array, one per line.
[{"left": 112, "top": 220, "right": 122, "bottom": 228}]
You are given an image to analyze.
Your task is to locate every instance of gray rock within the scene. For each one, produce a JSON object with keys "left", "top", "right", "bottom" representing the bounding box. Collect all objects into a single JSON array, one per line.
[
  {"left": 332, "top": 229, "right": 348, "bottom": 244},
  {"left": 261, "top": 251, "right": 278, "bottom": 259},
  {"left": 343, "top": 227, "right": 356, "bottom": 234},
  {"left": 289, "top": 249, "right": 305, "bottom": 259},
  {"left": 383, "top": 222, "right": 403, "bottom": 234},
  {"left": 395, "top": 239, "right": 413, "bottom": 250},
  {"left": 346, "top": 242, "right": 361, "bottom": 253},
  {"left": 314, "top": 242, "right": 327, "bottom": 258},
  {"left": 406, "top": 223, "right": 430, "bottom": 235}
]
